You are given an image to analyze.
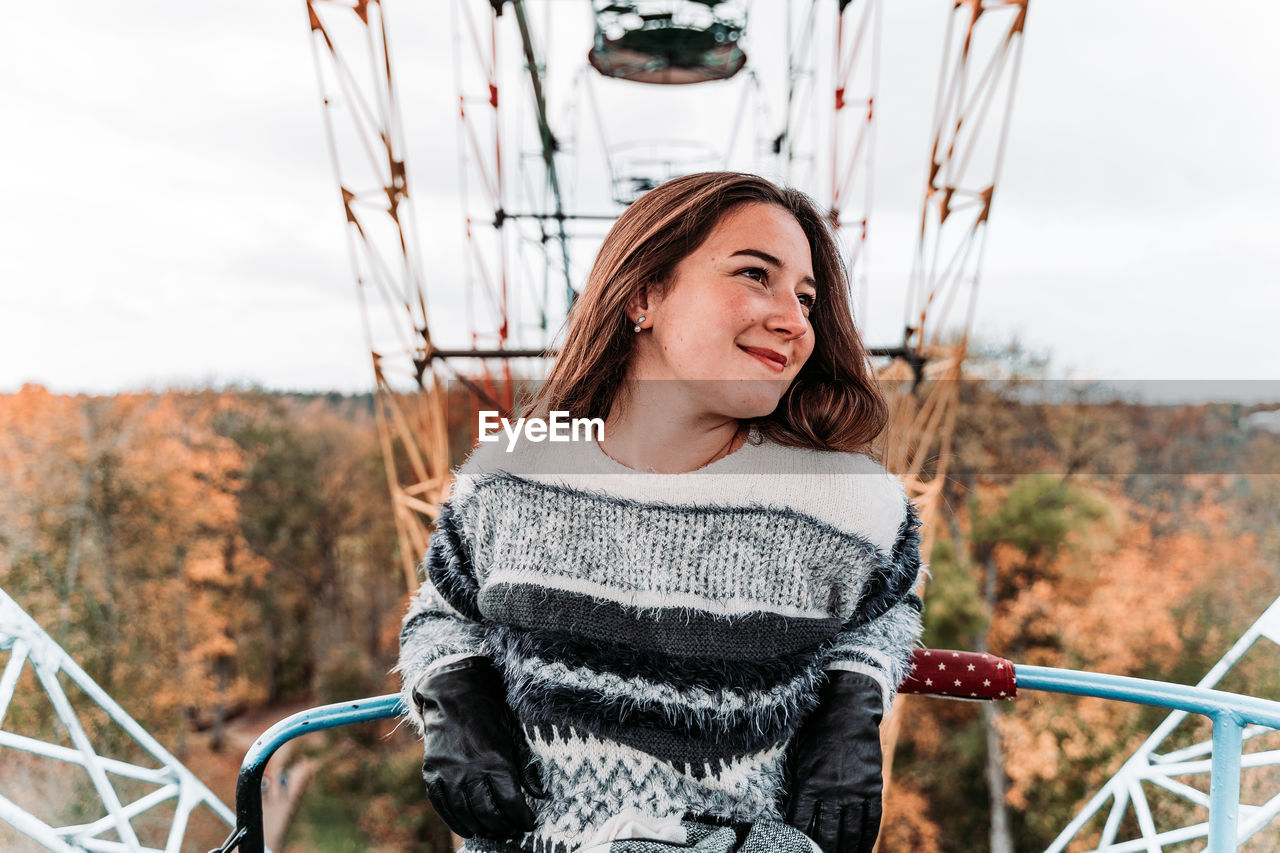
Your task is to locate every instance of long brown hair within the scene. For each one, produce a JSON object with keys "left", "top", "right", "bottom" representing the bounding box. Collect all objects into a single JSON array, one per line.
[{"left": 526, "top": 171, "right": 888, "bottom": 455}]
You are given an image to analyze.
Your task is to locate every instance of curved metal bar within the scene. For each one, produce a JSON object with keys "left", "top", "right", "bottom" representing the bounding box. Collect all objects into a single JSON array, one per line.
[
  {"left": 1017, "top": 665, "right": 1280, "bottom": 852},
  {"left": 1016, "top": 665, "right": 1280, "bottom": 729},
  {"left": 216, "top": 668, "right": 1280, "bottom": 853},
  {"left": 213, "top": 694, "right": 404, "bottom": 853}
]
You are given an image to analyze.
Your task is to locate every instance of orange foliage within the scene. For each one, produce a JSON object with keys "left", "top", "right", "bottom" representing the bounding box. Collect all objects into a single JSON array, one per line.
[
  {"left": 987, "top": 481, "right": 1270, "bottom": 813},
  {"left": 881, "top": 778, "right": 944, "bottom": 853},
  {"left": 0, "top": 387, "right": 399, "bottom": 741}
]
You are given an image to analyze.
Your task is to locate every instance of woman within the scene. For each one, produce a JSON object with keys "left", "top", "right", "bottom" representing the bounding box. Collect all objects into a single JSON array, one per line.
[{"left": 396, "top": 172, "right": 924, "bottom": 853}]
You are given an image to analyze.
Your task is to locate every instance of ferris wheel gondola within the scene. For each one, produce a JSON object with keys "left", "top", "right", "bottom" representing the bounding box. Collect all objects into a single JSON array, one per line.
[{"left": 587, "top": 0, "right": 749, "bottom": 84}]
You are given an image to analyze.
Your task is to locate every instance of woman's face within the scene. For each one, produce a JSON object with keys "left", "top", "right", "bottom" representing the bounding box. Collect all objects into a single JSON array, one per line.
[{"left": 627, "top": 201, "right": 818, "bottom": 419}]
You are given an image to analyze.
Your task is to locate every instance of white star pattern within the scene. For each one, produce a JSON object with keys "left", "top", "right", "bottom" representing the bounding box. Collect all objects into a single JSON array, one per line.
[{"left": 904, "top": 652, "right": 1022, "bottom": 699}]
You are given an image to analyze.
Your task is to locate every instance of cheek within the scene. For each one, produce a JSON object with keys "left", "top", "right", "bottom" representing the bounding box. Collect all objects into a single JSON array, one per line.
[
  {"left": 719, "top": 293, "right": 763, "bottom": 329},
  {"left": 680, "top": 294, "right": 757, "bottom": 342}
]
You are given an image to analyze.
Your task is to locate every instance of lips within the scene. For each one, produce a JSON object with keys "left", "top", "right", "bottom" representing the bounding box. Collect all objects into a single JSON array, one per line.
[{"left": 739, "top": 345, "right": 787, "bottom": 372}]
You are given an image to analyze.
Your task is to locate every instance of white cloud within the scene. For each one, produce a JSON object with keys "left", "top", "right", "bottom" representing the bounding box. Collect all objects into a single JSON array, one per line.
[{"left": 1, "top": 0, "right": 1276, "bottom": 393}]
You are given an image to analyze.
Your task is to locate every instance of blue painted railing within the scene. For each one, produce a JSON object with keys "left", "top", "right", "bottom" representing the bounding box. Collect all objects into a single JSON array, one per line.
[
  {"left": 210, "top": 695, "right": 402, "bottom": 853},
  {"left": 1016, "top": 666, "right": 1280, "bottom": 852},
  {"left": 210, "top": 666, "right": 1280, "bottom": 853}
]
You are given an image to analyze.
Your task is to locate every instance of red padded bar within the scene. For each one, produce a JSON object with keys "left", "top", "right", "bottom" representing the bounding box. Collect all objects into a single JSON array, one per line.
[{"left": 899, "top": 649, "right": 1017, "bottom": 700}]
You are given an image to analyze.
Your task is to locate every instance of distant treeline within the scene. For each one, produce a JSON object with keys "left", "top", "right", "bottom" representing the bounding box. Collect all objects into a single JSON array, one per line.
[{"left": 1, "top": 374, "right": 1278, "bottom": 852}]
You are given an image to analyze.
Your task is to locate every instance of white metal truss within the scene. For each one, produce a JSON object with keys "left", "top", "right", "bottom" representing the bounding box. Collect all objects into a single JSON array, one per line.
[
  {"left": 0, "top": 589, "right": 238, "bottom": 853},
  {"left": 1045, "top": 597, "right": 1280, "bottom": 852}
]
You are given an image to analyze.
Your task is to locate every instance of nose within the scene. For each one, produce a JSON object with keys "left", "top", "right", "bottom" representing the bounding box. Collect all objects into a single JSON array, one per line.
[{"left": 766, "top": 290, "right": 810, "bottom": 341}]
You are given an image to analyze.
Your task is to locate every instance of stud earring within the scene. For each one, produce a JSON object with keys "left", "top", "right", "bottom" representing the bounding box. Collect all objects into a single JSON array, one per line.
[{"left": 634, "top": 315, "right": 646, "bottom": 333}]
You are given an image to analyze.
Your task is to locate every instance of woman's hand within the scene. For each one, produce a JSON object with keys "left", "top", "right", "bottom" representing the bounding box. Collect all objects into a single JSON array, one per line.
[
  {"left": 412, "top": 656, "right": 546, "bottom": 839},
  {"left": 782, "top": 670, "right": 884, "bottom": 853}
]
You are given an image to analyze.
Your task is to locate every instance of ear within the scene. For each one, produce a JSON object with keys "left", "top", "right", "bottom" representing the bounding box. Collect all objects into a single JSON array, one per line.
[{"left": 624, "top": 284, "right": 652, "bottom": 324}]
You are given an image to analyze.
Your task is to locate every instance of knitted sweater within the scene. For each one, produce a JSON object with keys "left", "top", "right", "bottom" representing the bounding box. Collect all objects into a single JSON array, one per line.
[{"left": 396, "top": 427, "right": 924, "bottom": 853}]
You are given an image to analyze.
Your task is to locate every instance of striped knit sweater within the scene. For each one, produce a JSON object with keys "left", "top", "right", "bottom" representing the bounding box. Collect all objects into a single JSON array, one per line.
[{"left": 396, "top": 426, "right": 925, "bottom": 853}]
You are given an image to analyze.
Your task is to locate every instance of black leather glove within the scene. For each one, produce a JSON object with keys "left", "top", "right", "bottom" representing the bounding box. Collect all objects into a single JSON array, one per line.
[
  {"left": 412, "top": 656, "right": 545, "bottom": 840},
  {"left": 783, "top": 670, "right": 884, "bottom": 853}
]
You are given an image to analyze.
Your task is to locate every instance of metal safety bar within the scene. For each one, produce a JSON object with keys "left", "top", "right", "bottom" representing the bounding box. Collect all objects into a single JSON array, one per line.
[
  {"left": 210, "top": 695, "right": 401, "bottom": 853},
  {"left": 211, "top": 665, "right": 1280, "bottom": 853},
  {"left": 1015, "top": 665, "right": 1280, "bottom": 852}
]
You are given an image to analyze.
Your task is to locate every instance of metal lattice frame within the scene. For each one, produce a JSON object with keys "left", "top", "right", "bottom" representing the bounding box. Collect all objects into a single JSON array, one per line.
[
  {"left": 453, "top": 0, "right": 585, "bottom": 385},
  {"left": 778, "top": 0, "right": 823, "bottom": 191},
  {"left": 309, "top": 0, "right": 590, "bottom": 593},
  {"left": 0, "top": 590, "right": 238, "bottom": 853},
  {"left": 876, "top": 0, "right": 1030, "bottom": 808},
  {"left": 306, "top": 0, "right": 452, "bottom": 593},
  {"left": 829, "top": 0, "right": 881, "bottom": 320},
  {"left": 883, "top": 0, "right": 1030, "bottom": 541},
  {"left": 778, "top": 0, "right": 882, "bottom": 311},
  {"left": 1045, "top": 597, "right": 1280, "bottom": 853},
  {"left": 454, "top": 0, "right": 518, "bottom": 396},
  {"left": 904, "top": 0, "right": 1028, "bottom": 356}
]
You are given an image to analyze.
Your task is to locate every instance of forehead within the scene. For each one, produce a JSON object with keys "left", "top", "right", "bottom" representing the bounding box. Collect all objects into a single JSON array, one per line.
[{"left": 699, "top": 203, "right": 812, "bottom": 269}]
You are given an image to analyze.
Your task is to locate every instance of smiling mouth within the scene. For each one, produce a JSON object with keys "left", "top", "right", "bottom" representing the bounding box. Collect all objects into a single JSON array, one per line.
[{"left": 739, "top": 346, "right": 787, "bottom": 372}]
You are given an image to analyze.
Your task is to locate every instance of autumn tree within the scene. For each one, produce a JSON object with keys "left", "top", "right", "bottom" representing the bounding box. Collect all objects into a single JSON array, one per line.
[{"left": 888, "top": 339, "right": 1278, "bottom": 852}]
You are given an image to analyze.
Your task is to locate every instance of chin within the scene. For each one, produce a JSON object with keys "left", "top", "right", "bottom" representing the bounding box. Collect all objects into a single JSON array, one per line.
[{"left": 717, "top": 386, "right": 789, "bottom": 419}]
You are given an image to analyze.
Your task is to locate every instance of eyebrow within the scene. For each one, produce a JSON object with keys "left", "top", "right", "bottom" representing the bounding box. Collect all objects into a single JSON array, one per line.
[{"left": 728, "top": 249, "right": 817, "bottom": 288}]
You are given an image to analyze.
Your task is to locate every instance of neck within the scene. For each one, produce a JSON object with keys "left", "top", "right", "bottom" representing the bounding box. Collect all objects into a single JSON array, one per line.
[{"left": 600, "top": 382, "right": 745, "bottom": 474}]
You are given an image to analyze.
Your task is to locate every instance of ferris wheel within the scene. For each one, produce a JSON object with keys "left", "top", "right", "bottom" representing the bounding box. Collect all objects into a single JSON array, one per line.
[{"left": 302, "top": 0, "right": 1031, "bottom": 589}]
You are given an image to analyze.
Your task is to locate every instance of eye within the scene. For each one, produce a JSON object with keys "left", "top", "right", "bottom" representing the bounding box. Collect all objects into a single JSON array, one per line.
[
  {"left": 738, "top": 267, "right": 768, "bottom": 284},
  {"left": 797, "top": 292, "right": 817, "bottom": 311}
]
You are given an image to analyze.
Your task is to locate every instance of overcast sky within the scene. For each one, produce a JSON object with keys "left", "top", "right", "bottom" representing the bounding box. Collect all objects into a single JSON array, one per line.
[{"left": 2, "top": 1, "right": 1277, "bottom": 401}]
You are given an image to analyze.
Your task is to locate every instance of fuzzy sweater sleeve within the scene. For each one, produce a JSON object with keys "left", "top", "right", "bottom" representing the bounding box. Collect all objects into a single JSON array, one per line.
[
  {"left": 819, "top": 489, "right": 925, "bottom": 715},
  {"left": 394, "top": 497, "right": 489, "bottom": 735}
]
